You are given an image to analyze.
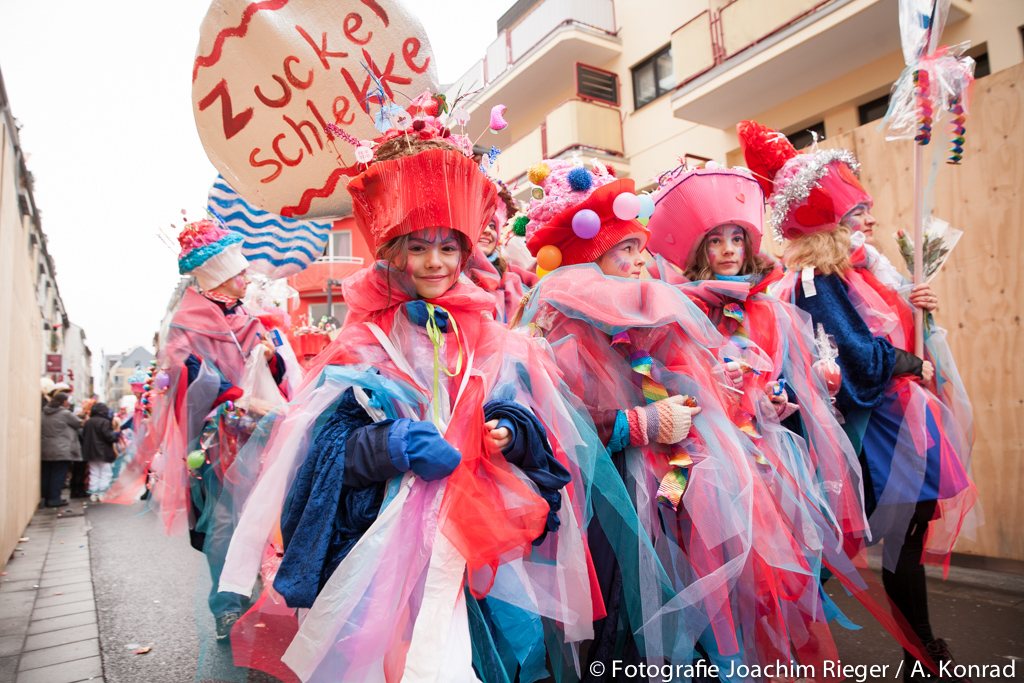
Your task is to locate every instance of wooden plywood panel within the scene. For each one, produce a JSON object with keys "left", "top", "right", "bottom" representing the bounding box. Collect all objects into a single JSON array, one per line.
[{"left": 818, "top": 63, "right": 1024, "bottom": 560}]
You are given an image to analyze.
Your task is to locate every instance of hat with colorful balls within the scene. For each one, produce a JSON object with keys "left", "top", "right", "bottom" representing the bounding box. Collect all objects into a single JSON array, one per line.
[{"left": 523, "top": 158, "right": 653, "bottom": 272}]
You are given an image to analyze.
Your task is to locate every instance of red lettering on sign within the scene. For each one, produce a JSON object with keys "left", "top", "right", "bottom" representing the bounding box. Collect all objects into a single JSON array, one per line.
[
  {"left": 402, "top": 38, "right": 430, "bottom": 74},
  {"left": 283, "top": 56, "right": 314, "bottom": 89},
  {"left": 199, "top": 79, "right": 254, "bottom": 140},
  {"left": 363, "top": 50, "right": 412, "bottom": 99},
  {"left": 284, "top": 114, "right": 323, "bottom": 153},
  {"left": 250, "top": 147, "right": 283, "bottom": 183},
  {"left": 255, "top": 74, "right": 292, "bottom": 108},
  {"left": 341, "top": 67, "right": 372, "bottom": 115},
  {"left": 343, "top": 13, "right": 372, "bottom": 45},
  {"left": 332, "top": 96, "right": 356, "bottom": 125},
  {"left": 305, "top": 99, "right": 333, "bottom": 138},
  {"left": 273, "top": 133, "right": 304, "bottom": 166},
  {"left": 295, "top": 25, "right": 349, "bottom": 70},
  {"left": 359, "top": 0, "right": 389, "bottom": 26}
]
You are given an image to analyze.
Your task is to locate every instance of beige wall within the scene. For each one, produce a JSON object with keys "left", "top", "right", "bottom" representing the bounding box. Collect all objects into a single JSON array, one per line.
[{"left": 0, "top": 120, "right": 44, "bottom": 571}]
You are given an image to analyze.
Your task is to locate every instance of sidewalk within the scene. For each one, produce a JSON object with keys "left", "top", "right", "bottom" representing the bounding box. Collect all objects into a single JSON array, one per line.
[{"left": 0, "top": 504, "right": 102, "bottom": 683}]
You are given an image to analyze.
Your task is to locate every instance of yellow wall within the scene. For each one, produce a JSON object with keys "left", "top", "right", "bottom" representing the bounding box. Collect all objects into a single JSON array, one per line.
[{"left": 0, "top": 121, "right": 44, "bottom": 571}]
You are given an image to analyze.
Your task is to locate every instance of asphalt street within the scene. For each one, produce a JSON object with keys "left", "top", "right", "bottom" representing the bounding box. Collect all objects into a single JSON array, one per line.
[
  {"left": 84, "top": 499, "right": 1024, "bottom": 682},
  {"left": 87, "top": 501, "right": 278, "bottom": 683}
]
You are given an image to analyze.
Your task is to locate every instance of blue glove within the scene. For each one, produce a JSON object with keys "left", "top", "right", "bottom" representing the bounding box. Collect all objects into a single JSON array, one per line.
[{"left": 388, "top": 418, "right": 461, "bottom": 481}]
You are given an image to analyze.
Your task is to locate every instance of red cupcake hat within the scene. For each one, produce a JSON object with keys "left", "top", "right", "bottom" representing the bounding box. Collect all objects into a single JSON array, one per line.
[{"left": 738, "top": 121, "right": 870, "bottom": 243}]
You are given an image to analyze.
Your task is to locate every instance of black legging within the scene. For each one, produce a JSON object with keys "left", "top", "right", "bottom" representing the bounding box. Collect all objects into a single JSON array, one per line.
[{"left": 881, "top": 499, "right": 938, "bottom": 645}]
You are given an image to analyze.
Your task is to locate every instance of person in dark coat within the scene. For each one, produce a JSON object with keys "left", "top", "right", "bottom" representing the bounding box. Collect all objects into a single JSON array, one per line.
[
  {"left": 81, "top": 402, "right": 119, "bottom": 497},
  {"left": 40, "top": 390, "right": 82, "bottom": 507}
]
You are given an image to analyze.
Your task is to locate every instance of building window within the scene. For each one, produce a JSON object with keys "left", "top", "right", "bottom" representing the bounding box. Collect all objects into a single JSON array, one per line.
[
  {"left": 973, "top": 52, "right": 990, "bottom": 79},
  {"left": 576, "top": 63, "right": 619, "bottom": 106},
  {"left": 786, "top": 121, "right": 826, "bottom": 152},
  {"left": 322, "top": 231, "right": 352, "bottom": 260},
  {"left": 632, "top": 46, "right": 673, "bottom": 110},
  {"left": 308, "top": 302, "right": 348, "bottom": 324},
  {"left": 858, "top": 95, "right": 890, "bottom": 125}
]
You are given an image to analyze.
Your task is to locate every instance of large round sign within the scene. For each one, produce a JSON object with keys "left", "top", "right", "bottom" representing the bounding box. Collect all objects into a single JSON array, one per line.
[{"left": 192, "top": 0, "right": 438, "bottom": 219}]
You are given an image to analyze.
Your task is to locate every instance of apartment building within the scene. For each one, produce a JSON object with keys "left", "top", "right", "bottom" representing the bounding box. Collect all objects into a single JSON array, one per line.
[{"left": 446, "top": 0, "right": 1024, "bottom": 198}]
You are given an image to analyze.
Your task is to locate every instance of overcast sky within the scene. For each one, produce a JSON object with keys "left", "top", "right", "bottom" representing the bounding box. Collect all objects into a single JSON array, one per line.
[{"left": 0, "top": 0, "right": 513, "bottom": 390}]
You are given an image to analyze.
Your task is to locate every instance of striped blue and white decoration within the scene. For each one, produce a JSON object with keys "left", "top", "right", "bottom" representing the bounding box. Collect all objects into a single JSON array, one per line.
[{"left": 206, "top": 175, "right": 332, "bottom": 279}]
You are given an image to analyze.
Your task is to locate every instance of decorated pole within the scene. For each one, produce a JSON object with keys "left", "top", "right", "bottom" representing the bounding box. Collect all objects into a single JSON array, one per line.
[{"left": 884, "top": 0, "right": 974, "bottom": 358}]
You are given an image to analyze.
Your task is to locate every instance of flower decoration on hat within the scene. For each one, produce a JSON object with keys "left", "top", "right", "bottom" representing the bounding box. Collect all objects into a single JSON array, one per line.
[
  {"left": 336, "top": 89, "right": 499, "bottom": 251},
  {"left": 738, "top": 120, "right": 868, "bottom": 243},
  {"left": 523, "top": 158, "right": 651, "bottom": 272}
]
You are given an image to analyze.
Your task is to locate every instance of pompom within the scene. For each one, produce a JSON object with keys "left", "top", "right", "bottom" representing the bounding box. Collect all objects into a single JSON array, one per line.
[
  {"left": 512, "top": 214, "right": 529, "bottom": 236},
  {"left": 737, "top": 120, "right": 798, "bottom": 196},
  {"left": 528, "top": 163, "right": 550, "bottom": 185},
  {"left": 567, "top": 166, "right": 593, "bottom": 192}
]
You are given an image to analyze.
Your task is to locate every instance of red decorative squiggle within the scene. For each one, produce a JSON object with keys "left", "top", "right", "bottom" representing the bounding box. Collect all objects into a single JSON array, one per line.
[
  {"left": 193, "top": 0, "right": 290, "bottom": 83},
  {"left": 279, "top": 165, "right": 360, "bottom": 217}
]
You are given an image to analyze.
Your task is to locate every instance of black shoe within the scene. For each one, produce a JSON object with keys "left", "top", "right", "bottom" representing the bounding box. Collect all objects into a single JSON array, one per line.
[
  {"left": 904, "top": 639, "right": 971, "bottom": 682},
  {"left": 46, "top": 499, "right": 69, "bottom": 507},
  {"left": 215, "top": 612, "right": 240, "bottom": 641}
]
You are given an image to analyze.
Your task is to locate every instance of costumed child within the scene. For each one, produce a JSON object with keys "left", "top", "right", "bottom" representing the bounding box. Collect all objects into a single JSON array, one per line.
[
  {"left": 516, "top": 158, "right": 849, "bottom": 678},
  {"left": 466, "top": 182, "right": 538, "bottom": 323},
  {"left": 643, "top": 161, "right": 944, "bottom": 662},
  {"left": 739, "top": 120, "right": 977, "bottom": 679},
  {"left": 215, "top": 126, "right": 606, "bottom": 683},
  {"left": 104, "top": 219, "right": 292, "bottom": 640},
  {"left": 109, "top": 368, "right": 148, "bottom": 488}
]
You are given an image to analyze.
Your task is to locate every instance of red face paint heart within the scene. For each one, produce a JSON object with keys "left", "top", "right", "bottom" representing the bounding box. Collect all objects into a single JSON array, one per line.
[
  {"left": 793, "top": 188, "right": 835, "bottom": 227},
  {"left": 736, "top": 193, "right": 746, "bottom": 203}
]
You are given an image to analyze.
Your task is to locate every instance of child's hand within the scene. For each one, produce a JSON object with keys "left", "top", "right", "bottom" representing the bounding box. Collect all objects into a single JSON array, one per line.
[
  {"left": 920, "top": 360, "right": 934, "bottom": 384},
  {"left": 485, "top": 419, "right": 512, "bottom": 450}
]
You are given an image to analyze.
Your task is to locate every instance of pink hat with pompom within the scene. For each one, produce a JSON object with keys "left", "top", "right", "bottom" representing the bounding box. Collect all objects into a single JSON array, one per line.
[{"left": 645, "top": 163, "right": 765, "bottom": 271}]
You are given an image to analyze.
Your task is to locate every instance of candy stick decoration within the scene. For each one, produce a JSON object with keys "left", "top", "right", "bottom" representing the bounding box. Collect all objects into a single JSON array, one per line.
[
  {"left": 948, "top": 96, "right": 965, "bottom": 164},
  {"left": 914, "top": 69, "right": 932, "bottom": 145}
]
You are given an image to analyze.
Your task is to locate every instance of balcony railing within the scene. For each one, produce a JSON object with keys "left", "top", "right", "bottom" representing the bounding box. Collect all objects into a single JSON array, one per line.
[
  {"left": 495, "top": 98, "right": 623, "bottom": 184},
  {"left": 313, "top": 255, "right": 364, "bottom": 265},
  {"left": 445, "top": 0, "right": 615, "bottom": 98}
]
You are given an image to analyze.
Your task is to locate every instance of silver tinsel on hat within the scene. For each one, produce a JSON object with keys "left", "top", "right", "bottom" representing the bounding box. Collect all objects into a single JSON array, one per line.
[{"left": 769, "top": 149, "right": 860, "bottom": 243}]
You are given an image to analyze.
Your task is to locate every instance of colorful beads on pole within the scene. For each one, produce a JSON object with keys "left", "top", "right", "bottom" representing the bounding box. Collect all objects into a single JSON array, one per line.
[
  {"left": 914, "top": 69, "right": 932, "bottom": 146},
  {"left": 947, "top": 96, "right": 965, "bottom": 164}
]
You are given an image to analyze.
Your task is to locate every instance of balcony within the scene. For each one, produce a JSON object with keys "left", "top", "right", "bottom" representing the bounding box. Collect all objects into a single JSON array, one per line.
[
  {"left": 287, "top": 256, "right": 365, "bottom": 296},
  {"left": 444, "top": 0, "right": 620, "bottom": 148},
  {"left": 669, "top": 0, "right": 971, "bottom": 128},
  {"left": 494, "top": 98, "right": 626, "bottom": 185}
]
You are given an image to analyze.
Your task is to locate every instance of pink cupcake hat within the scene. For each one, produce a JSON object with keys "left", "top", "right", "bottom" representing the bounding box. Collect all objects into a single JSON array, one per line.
[
  {"left": 177, "top": 219, "right": 248, "bottom": 291},
  {"left": 645, "top": 163, "right": 765, "bottom": 271}
]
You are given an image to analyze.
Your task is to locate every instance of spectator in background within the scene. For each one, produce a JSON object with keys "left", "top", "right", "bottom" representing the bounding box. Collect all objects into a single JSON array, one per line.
[
  {"left": 70, "top": 394, "right": 97, "bottom": 497},
  {"left": 40, "top": 388, "right": 82, "bottom": 507},
  {"left": 82, "top": 402, "right": 119, "bottom": 501}
]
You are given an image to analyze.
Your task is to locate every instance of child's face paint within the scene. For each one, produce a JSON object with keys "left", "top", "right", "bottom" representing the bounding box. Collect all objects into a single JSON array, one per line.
[
  {"left": 840, "top": 204, "right": 877, "bottom": 246},
  {"left": 706, "top": 224, "right": 745, "bottom": 277},
  {"left": 404, "top": 227, "right": 463, "bottom": 299},
  {"left": 215, "top": 270, "right": 250, "bottom": 299},
  {"left": 595, "top": 233, "right": 646, "bottom": 279},
  {"left": 478, "top": 220, "right": 498, "bottom": 256}
]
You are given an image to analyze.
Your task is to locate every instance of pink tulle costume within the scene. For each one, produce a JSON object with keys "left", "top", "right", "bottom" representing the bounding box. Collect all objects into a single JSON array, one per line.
[
  {"left": 516, "top": 158, "right": 863, "bottom": 675},
  {"left": 214, "top": 142, "right": 614, "bottom": 683},
  {"left": 645, "top": 162, "right": 948, "bottom": 665}
]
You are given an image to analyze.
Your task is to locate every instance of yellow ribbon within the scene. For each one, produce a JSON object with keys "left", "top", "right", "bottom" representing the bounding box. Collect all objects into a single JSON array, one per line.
[{"left": 424, "top": 303, "right": 464, "bottom": 429}]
